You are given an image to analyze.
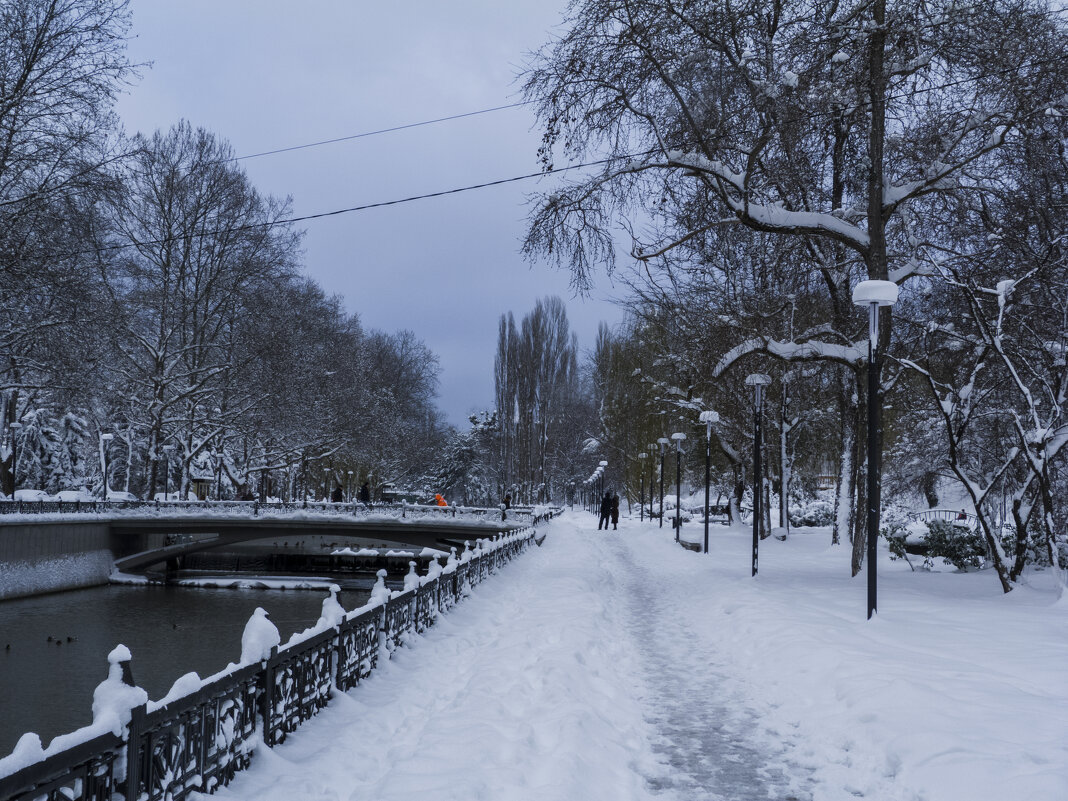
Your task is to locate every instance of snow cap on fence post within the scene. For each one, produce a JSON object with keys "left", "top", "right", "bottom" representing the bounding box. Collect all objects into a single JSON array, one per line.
[
  {"left": 91, "top": 644, "right": 148, "bottom": 736},
  {"left": 240, "top": 608, "right": 280, "bottom": 665},
  {"left": 318, "top": 584, "right": 346, "bottom": 629},
  {"left": 404, "top": 561, "right": 420, "bottom": 592},
  {"left": 370, "top": 569, "right": 391, "bottom": 606}
]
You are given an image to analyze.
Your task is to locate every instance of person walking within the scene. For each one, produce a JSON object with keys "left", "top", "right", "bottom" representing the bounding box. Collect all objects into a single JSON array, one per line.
[
  {"left": 598, "top": 491, "right": 612, "bottom": 530},
  {"left": 358, "top": 481, "right": 371, "bottom": 504},
  {"left": 610, "top": 492, "right": 620, "bottom": 530}
]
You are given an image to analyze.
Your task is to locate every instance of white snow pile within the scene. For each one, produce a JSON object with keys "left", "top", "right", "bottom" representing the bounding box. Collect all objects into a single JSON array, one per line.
[
  {"left": 286, "top": 585, "right": 348, "bottom": 647},
  {"left": 239, "top": 608, "right": 280, "bottom": 664},
  {"left": 148, "top": 672, "right": 203, "bottom": 713},
  {"left": 402, "top": 561, "right": 420, "bottom": 592},
  {"left": 331, "top": 547, "right": 380, "bottom": 557},
  {"left": 91, "top": 645, "right": 149, "bottom": 735},
  {"left": 368, "top": 569, "right": 392, "bottom": 606},
  {"left": 204, "top": 512, "right": 1066, "bottom": 801}
]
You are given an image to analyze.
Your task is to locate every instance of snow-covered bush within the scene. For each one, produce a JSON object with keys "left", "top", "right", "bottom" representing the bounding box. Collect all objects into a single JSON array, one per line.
[
  {"left": 789, "top": 499, "right": 833, "bottom": 527},
  {"left": 922, "top": 520, "right": 986, "bottom": 571}
]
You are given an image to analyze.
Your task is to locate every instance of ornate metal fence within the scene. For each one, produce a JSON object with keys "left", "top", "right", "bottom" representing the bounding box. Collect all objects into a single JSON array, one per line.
[{"left": 0, "top": 521, "right": 553, "bottom": 801}]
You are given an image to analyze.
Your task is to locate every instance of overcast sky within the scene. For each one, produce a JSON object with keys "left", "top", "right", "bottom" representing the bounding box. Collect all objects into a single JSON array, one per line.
[{"left": 114, "top": 1, "right": 625, "bottom": 425}]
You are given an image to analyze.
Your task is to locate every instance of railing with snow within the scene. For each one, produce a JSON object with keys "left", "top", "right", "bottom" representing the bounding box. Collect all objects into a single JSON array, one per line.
[
  {"left": 0, "top": 528, "right": 540, "bottom": 801},
  {"left": 0, "top": 498, "right": 559, "bottom": 524},
  {"left": 907, "top": 508, "right": 977, "bottom": 526}
]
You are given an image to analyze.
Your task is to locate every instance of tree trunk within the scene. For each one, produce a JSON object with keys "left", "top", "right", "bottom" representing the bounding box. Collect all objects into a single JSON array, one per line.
[{"left": 832, "top": 370, "right": 858, "bottom": 546}]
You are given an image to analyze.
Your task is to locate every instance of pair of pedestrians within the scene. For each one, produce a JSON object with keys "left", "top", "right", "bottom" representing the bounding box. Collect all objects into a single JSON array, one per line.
[{"left": 597, "top": 491, "right": 620, "bottom": 530}]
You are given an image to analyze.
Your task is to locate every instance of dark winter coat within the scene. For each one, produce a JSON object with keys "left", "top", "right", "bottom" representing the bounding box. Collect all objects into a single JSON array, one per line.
[
  {"left": 599, "top": 494, "right": 612, "bottom": 517},
  {"left": 359, "top": 482, "right": 371, "bottom": 504},
  {"left": 610, "top": 494, "right": 620, "bottom": 524}
]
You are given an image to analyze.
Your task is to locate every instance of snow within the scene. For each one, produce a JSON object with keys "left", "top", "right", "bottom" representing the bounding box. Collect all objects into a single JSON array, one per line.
[
  {"left": 0, "top": 550, "right": 114, "bottom": 600},
  {"left": 239, "top": 608, "right": 280, "bottom": 664},
  {"left": 369, "top": 569, "right": 392, "bottom": 606},
  {"left": 852, "top": 279, "right": 899, "bottom": 306},
  {"left": 148, "top": 672, "right": 204, "bottom": 713},
  {"left": 403, "top": 561, "right": 420, "bottom": 592},
  {"left": 331, "top": 547, "right": 381, "bottom": 557},
  {"left": 203, "top": 512, "right": 1067, "bottom": 801},
  {"left": 287, "top": 585, "right": 348, "bottom": 647},
  {"left": 91, "top": 645, "right": 149, "bottom": 736}
]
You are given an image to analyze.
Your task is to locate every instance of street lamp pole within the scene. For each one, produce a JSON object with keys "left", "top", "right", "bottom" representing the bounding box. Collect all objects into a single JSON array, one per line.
[
  {"left": 853, "top": 280, "right": 898, "bottom": 620},
  {"left": 647, "top": 443, "right": 656, "bottom": 519},
  {"left": 699, "top": 411, "right": 720, "bottom": 554},
  {"left": 638, "top": 452, "right": 647, "bottom": 521},
  {"left": 745, "top": 374, "right": 771, "bottom": 577},
  {"left": 657, "top": 438, "right": 668, "bottom": 528},
  {"left": 671, "top": 433, "right": 686, "bottom": 541},
  {"left": 100, "top": 432, "right": 114, "bottom": 501}
]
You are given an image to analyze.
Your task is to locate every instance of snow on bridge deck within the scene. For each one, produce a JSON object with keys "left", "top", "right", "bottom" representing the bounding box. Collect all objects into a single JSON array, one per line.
[{"left": 207, "top": 512, "right": 1067, "bottom": 801}]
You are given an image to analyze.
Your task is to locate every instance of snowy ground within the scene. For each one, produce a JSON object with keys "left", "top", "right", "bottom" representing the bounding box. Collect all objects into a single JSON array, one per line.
[{"left": 205, "top": 511, "right": 1067, "bottom": 801}]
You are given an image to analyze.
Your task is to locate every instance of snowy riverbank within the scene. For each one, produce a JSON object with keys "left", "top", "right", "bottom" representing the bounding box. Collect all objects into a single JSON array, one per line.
[{"left": 201, "top": 511, "right": 1065, "bottom": 801}]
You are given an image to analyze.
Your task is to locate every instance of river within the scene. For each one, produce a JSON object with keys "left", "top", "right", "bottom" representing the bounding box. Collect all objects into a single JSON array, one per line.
[{"left": 0, "top": 581, "right": 372, "bottom": 758}]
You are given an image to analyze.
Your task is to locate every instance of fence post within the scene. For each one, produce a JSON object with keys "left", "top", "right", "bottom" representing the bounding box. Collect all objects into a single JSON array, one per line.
[
  {"left": 261, "top": 647, "right": 277, "bottom": 747},
  {"left": 124, "top": 704, "right": 145, "bottom": 801}
]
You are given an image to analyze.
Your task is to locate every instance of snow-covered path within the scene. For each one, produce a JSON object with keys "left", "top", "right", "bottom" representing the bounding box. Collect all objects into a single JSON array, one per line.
[
  {"left": 206, "top": 511, "right": 1067, "bottom": 801},
  {"left": 609, "top": 537, "right": 807, "bottom": 801}
]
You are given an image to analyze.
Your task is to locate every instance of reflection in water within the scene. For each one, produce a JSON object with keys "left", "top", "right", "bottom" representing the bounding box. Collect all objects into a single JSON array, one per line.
[{"left": 0, "top": 583, "right": 370, "bottom": 757}]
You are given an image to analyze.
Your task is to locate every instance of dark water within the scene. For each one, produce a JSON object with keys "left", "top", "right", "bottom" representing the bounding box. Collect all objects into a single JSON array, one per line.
[{"left": 0, "top": 583, "right": 371, "bottom": 757}]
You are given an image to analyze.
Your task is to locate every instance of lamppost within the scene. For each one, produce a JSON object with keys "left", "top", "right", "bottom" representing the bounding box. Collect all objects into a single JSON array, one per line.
[
  {"left": 8, "top": 421, "right": 21, "bottom": 495},
  {"left": 657, "top": 438, "right": 669, "bottom": 528},
  {"left": 699, "top": 411, "right": 720, "bottom": 554},
  {"left": 853, "top": 279, "right": 898, "bottom": 620},
  {"left": 598, "top": 460, "right": 608, "bottom": 500},
  {"left": 162, "top": 444, "right": 175, "bottom": 501},
  {"left": 214, "top": 452, "right": 224, "bottom": 500},
  {"left": 637, "top": 452, "right": 647, "bottom": 521},
  {"left": 100, "top": 432, "right": 114, "bottom": 501},
  {"left": 745, "top": 374, "right": 771, "bottom": 577},
  {"left": 646, "top": 443, "right": 656, "bottom": 519},
  {"left": 347, "top": 470, "right": 354, "bottom": 502},
  {"left": 671, "top": 432, "right": 686, "bottom": 541}
]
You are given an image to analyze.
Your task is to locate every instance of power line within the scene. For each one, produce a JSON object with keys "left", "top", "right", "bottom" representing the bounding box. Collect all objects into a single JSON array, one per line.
[
  {"left": 231, "top": 101, "right": 533, "bottom": 162},
  {"left": 0, "top": 100, "right": 534, "bottom": 209},
  {"left": 65, "top": 155, "right": 631, "bottom": 260},
  {"left": 24, "top": 49, "right": 1068, "bottom": 260}
]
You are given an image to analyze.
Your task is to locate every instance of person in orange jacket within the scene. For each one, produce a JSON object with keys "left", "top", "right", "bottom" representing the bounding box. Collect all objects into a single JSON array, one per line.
[{"left": 434, "top": 493, "right": 448, "bottom": 506}]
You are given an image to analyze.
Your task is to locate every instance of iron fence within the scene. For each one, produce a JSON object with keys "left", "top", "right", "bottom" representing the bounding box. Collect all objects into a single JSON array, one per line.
[
  {"left": 0, "top": 521, "right": 553, "bottom": 801},
  {"left": 0, "top": 499, "right": 560, "bottom": 521}
]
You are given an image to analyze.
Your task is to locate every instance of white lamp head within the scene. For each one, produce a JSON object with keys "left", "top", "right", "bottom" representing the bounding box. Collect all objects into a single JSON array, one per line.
[
  {"left": 598, "top": 460, "right": 608, "bottom": 467},
  {"left": 745, "top": 374, "right": 771, "bottom": 387},
  {"left": 852, "top": 280, "right": 898, "bottom": 307},
  {"left": 638, "top": 452, "right": 647, "bottom": 460},
  {"left": 100, "top": 433, "right": 114, "bottom": 442},
  {"left": 699, "top": 410, "right": 720, "bottom": 424},
  {"left": 670, "top": 432, "right": 686, "bottom": 441}
]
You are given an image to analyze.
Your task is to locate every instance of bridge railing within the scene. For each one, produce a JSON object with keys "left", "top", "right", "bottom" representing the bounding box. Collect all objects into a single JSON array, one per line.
[
  {"left": 0, "top": 498, "right": 555, "bottom": 522},
  {"left": 907, "top": 508, "right": 977, "bottom": 527},
  {"left": 0, "top": 526, "right": 544, "bottom": 801}
]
